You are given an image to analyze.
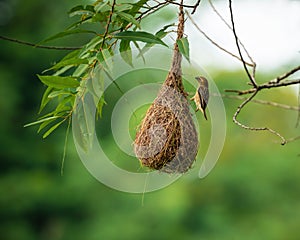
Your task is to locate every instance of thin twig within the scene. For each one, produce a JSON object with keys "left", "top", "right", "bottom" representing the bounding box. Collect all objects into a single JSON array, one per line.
[
  {"left": 286, "top": 135, "right": 300, "bottom": 143},
  {"left": 268, "top": 65, "right": 300, "bottom": 84},
  {"left": 136, "top": 1, "right": 168, "bottom": 21},
  {"left": 226, "top": 79, "right": 300, "bottom": 95},
  {"left": 229, "top": 0, "right": 257, "bottom": 87},
  {"left": 208, "top": 0, "right": 255, "bottom": 65},
  {"left": 165, "top": 0, "right": 198, "bottom": 9},
  {"left": 191, "top": 0, "right": 202, "bottom": 14},
  {"left": 232, "top": 91, "right": 287, "bottom": 145},
  {"left": 213, "top": 93, "right": 300, "bottom": 111},
  {"left": 0, "top": 35, "right": 81, "bottom": 50},
  {"left": 186, "top": 11, "right": 254, "bottom": 67},
  {"left": 101, "top": 0, "right": 116, "bottom": 49}
]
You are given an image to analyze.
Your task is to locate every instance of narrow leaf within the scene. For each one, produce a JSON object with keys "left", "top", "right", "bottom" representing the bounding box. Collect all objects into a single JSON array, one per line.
[
  {"left": 38, "top": 117, "right": 58, "bottom": 133},
  {"left": 96, "top": 95, "right": 106, "bottom": 119},
  {"left": 119, "top": 40, "right": 133, "bottom": 67},
  {"left": 96, "top": 49, "right": 112, "bottom": 71},
  {"left": 40, "top": 29, "right": 97, "bottom": 44},
  {"left": 133, "top": 41, "right": 145, "bottom": 64},
  {"left": 114, "top": 31, "right": 167, "bottom": 46},
  {"left": 49, "top": 58, "right": 88, "bottom": 71},
  {"left": 38, "top": 75, "right": 80, "bottom": 89},
  {"left": 128, "top": 0, "right": 148, "bottom": 15},
  {"left": 68, "top": 5, "right": 95, "bottom": 17},
  {"left": 43, "top": 120, "right": 65, "bottom": 138},
  {"left": 48, "top": 90, "right": 71, "bottom": 98},
  {"left": 39, "top": 86, "right": 53, "bottom": 113},
  {"left": 79, "top": 36, "right": 102, "bottom": 57},
  {"left": 24, "top": 116, "right": 60, "bottom": 127},
  {"left": 116, "top": 12, "right": 141, "bottom": 29},
  {"left": 177, "top": 37, "right": 190, "bottom": 62}
]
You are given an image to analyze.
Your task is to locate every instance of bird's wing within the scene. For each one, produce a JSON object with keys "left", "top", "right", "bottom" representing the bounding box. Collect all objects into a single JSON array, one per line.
[{"left": 198, "top": 86, "right": 209, "bottom": 109}]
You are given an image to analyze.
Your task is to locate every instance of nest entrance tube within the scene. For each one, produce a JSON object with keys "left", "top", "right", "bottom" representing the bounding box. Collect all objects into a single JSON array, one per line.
[{"left": 134, "top": 5, "right": 198, "bottom": 173}]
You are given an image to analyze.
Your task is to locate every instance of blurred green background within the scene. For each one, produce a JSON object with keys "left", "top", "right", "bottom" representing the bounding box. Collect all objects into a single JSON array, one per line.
[{"left": 1, "top": 0, "right": 300, "bottom": 240}]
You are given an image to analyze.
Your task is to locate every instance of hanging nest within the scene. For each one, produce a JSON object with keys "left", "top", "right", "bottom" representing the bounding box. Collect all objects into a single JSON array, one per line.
[{"left": 134, "top": 4, "right": 198, "bottom": 173}]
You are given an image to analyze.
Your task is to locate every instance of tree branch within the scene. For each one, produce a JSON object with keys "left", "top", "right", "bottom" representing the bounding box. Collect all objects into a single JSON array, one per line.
[
  {"left": 232, "top": 91, "right": 287, "bottom": 145},
  {"left": 101, "top": 0, "right": 116, "bottom": 49},
  {"left": 226, "top": 79, "right": 300, "bottom": 95},
  {"left": 213, "top": 93, "right": 300, "bottom": 111},
  {"left": 0, "top": 35, "right": 81, "bottom": 50},
  {"left": 269, "top": 65, "right": 300, "bottom": 84},
  {"left": 229, "top": 0, "right": 257, "bottom": 87}
]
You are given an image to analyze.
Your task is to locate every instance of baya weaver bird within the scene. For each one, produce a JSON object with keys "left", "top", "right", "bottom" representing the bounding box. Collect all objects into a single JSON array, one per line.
[{"left": 191, "top": 76, "right": 209, "bottom": 120}]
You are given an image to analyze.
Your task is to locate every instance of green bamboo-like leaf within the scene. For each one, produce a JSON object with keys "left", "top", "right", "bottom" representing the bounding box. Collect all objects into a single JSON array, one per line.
[
  {"left": 128, "top": 0, "right": 148, "bottom": 15},
  {"left": 43, "top": 120, "right": 65, "bottom": 138},
  {"left": 96, "top": 95, "right": 106, "bottom": 119},
  {"left": 24, "top": 116, "right": 60, "bottom": 127},
  {"left": 114, "top": 31, "right": 168, "bottom": 46},
  {"left": 80, "top": 36, "right": 102, "bottom": 57},
  {"left": 133, "top": 41, "right": 145, "bottom": 64},
  {"left": 48, "top": 90, "right": 72, "bottom": 98},
  {"left": 55, "top": 96, "right": 74, "bottom": 113},
  {"left": 96, "top": 49, "right": 112, "bottom": 71},
  {"left": 39, "top": 86, "right": 53, "bottom": 113},
  {"left": 177, "top": 37, "right": 190, "bottom": 62},
  {"left": 137, "top": 24, "right": 174, "bottom": 57},
  {"left": 38, "top": 75, "right": 80, "bottom": 89},
  {"left": 75, "top": 97, "right": 95, "bottom": 152},
  {"left": 115, "top": 4, "right": 132, "bottom": 12},
  {"left": 73, "top": 64, "right": 89, "bottom": 77},
  {"left": 40, "top": 29, "right": 97, "bottom": 44},
  {"left": 37, "top": 117, "right": 58, "bottom": 133},
  {"left": 119, "top": 40, "right": 133, "bottom": 67},
  {"left": 49, "top": 58, "right": 88, "bottom": 71},
  {"left": 94, "top": 1, "right": 110, "bottom": 13},
  {"left": 116, "top": 12, "right": 141, "bottom": 29},
  {"left": 68, "top": 5, "right": 95, "bottom": 17}
]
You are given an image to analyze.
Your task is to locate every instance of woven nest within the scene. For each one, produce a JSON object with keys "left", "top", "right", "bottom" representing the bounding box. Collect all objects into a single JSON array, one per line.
[
  {"left": 134, "top": 83, "right": 198, "bottom": 173},
  {"left": 133, "top": 4, "right": 198, "bottom": 173}
]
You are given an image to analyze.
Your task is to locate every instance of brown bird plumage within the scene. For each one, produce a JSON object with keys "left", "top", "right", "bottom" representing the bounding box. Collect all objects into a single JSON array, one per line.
[{"left": 191, "top": 76, "right": 209, "bottom": 120}]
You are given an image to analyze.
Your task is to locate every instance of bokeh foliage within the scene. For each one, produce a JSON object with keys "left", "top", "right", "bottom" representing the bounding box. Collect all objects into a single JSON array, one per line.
[{"left": 1, "top": 0, "right": 300, "bottom": 240}]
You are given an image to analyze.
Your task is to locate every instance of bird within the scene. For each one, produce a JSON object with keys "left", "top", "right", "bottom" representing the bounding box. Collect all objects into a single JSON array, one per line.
[{"left": 191, "top": 76, "right": 209, "bottom": 120}]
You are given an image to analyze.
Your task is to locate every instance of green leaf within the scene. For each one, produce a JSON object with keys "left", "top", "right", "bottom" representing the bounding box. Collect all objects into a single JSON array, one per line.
[
  {"left": 38, "top": 75, "right": 80, "bottom": 89},
  {"left": 115, "top": 4, "right": 132, "bottom": 12},
  {"left": 94, "top": 1, "right": 110, "bottom": 13},
  {"left": 128, "top": 0, "right": 148, "bottom": 16},
  {"left": 37, "top": 117, "right": 58, "bottom": 133},
  {"left": 119, "top": 40, "right": 133, "bottom": 67},
  {"left": 137, "top": 24, "right": 173, "bottom": 57},
  {"left": 116, "top": 12, "right": 141, "bottom": 29},
  {"left": 79, "top": 36, "right": 102, "bottom": 57},
  {"left": 114, "top": 31, "right": 168, "bottom": 46},
  {"left": 49, "top": 57, "right": 88, "bottom": 71},
  {"left": 96, "top": 95, "right": 106, "bottom": 119},
  {"left": 43, "top": 120, "right": 65, "bottom": 138},
  {"left": 74, "top": 97, "right": 95, "bottom": 152},
  {"left": 96, "top": 49, "right": 112, "bottom": 71},
  {"left": 68, "top": 5, "right": 95, "bottom": 17},
  {"left": 55, "top": 96, "right": 74, "bottom": 113},
  {"left": 177, "top": 37, "right": 190, "bottom": 62},
  {"left": 39, "top": 86, "right": 53, "bottom": 113},
  {"left": 24, "top": 116, "right": 60, "bottom": 127},
  {"left": 40, "top": 29, "right": 97, "bottom": 44},
  {"left": 48, "top": 90, "right": 72, "bottom": 98},
  {"left": 73, "top": 64, "right": 90, "bottom": 77},
  {"left": 133, "top": 41, "right": 145, "bottom": 64}
]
